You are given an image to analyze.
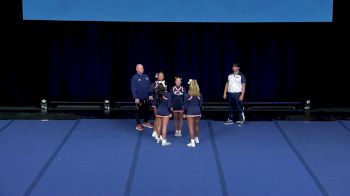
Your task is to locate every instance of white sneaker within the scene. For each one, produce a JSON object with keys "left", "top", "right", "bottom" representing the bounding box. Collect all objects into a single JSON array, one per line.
[
  {"left": 187, "top": 142, "right": 195, "bottom": 147},
  {"left": 152, "top": 131, "right": 157, "bottom": 137},
  {"left": 224, "top": 119, "right": 234, "bottom": 125},
  {"left": 194, "top": 137, "right": 199, "bottom": 144},
  {"left": 178, "top": 131, "right": 182, "bottom": 137},
  {"left": 187, "top": 139, "right": 195, "bottom": 147},
  {"left": 236, "top": 121, "right": 244, "bottom": 127},
  {"left": 162, "top": 140, "right": 171, "bottom": 146},
  {"left": 156, "top": 137, "right": 161, "bottom": 144},
  {"left": 174, "top": 130, "right": 179, "bottom": 137},
  {"left": 160, "top": 135, "right": 163, "bottom": 141}
]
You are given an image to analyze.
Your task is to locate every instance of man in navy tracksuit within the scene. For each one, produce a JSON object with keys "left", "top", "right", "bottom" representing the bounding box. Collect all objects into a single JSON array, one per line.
[{"left": 131, "top": 64, "right": 154, "bottom": 131}]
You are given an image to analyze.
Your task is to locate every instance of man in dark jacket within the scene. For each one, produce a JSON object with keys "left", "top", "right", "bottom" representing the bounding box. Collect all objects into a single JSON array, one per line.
[{"left": 131, "top": 64, "right": 154, "bottom": 131}]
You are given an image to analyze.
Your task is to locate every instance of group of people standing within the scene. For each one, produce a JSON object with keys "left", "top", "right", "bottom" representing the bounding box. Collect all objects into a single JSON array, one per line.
[{"left": 131, "top": 63, "right": 246, "bottom": 147}]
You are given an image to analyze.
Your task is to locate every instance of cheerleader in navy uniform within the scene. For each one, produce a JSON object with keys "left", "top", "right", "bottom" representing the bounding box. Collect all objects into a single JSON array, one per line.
[
  {"left": 154, "top": 84, "right": 172, "bottom": 146},
  {"left": 171, "top": 77, "right": 186, "bottom": 137},
  {"left": 184, "top": 79, "right": 203, "bottom": 147},
  {"left": 150, "top": 72, "right": 167, "bottom": 139}
]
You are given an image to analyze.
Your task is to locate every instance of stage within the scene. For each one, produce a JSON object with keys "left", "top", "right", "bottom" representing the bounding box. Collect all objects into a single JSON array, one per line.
[{"left": 1, "top": 119, "right": 350, "bottom": 195}]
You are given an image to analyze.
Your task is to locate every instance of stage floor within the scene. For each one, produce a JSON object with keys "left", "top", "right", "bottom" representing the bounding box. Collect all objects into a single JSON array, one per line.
[{"left": 1, "top": 119, "right": 350, "bottom": 196}]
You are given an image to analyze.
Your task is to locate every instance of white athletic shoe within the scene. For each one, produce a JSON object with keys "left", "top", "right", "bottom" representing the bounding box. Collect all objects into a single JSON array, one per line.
[
  {"left": 174, "top": 130, "right": 179, "bottom": 137},
  {"left": 178, "top": 130, "right": 182, "bottom": 137},
  {"left": 236, "top": 121, "right": 244, "bottom": 127},
  {"left": 194, "top": 137, "right": 199, "bottom": 144},
  {"left": 224, "top": 119, "right": 234, "bottom": 125},
  {"left": 162, "top": 140, "right": 171, "bottom": 146},
  {"left": 152, "top": 131, "right": 157, "bottom": 137},
  {"left": 187, "top": 139, "right": 196, "bottom": 147}
]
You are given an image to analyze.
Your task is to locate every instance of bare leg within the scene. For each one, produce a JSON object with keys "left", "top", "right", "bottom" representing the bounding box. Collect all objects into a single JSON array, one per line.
[
  {"left": 162, "top": 117, "right": 170, "bottom": 140},
  {"left": 156, "top": 116, "right": 161, "bottom": 137},
  {"left": 153, "top": 110, "right": 159, "bottom": 133},
  {"left": 187, "top": 117, "right": 195, "bottom": 139},
  {"left": 194, "top": 116, "right": 200, "bottom": 138},
  {"left": 173, "top": 112, "right": 179, "bottom": 130},
  {"left": 178, "top": 111, "right": 184, "bottom": 131}
]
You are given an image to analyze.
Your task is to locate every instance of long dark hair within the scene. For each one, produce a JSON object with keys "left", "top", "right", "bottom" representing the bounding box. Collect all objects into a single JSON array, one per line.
[{"left": 155, "top": 83, "right": 166, "bottom": 100}]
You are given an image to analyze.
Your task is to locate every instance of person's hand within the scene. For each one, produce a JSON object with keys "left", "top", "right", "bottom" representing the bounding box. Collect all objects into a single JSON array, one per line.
[
  {"left": 223, "top": 93, "right": 227, "bottom": 99},
  {"left": 169, "top": 114, "right": 172, "bottom": 118},
  {"left": 149, "top": 96, "right": 153, "bottom": 101},
  {"left": 183, "top": 114, "right": 186, "bottom": 118},
  {"left": 135, "top": 99, "right": 140, "bottom": 104},
  {"left": 239, "top": 95, "right": 244, "bottom": 101}
]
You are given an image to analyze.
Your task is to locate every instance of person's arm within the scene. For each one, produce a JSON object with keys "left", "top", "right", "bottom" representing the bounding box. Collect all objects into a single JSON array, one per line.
[
  {"left": 151, "top": 98, "right": 157, "bottom": 113},
  {"left": 239, "top": 75, "right": 246, "bottom": 101},
  {"left": 199, "top": 94, "right": 203, "bottom": 113},
  {"left": 183, "top": 93, "right": 189, "bottom": 117},
  {"left": 170, "top": 87, "right": 174, "bottom": 111},
  {"left": 131, "top": 76, "right": 139, "bottom": 104},
  {"left": 223, "top": 82, "right": 228, "bottom": 99},
  {"left": 148, "top": 77, "right": 153, "bottom": 101},
  {"left": 149, "top": 82, "right": 154, "bottom": 96},
  {"left": 240, "top": 83, "right": 246, "bottom": 101},
  {"left": 167, "top": 94, "right": 172, "bottom": 117},
  {"left": 181, "top": 87, "right": 186, "bottom": 111},
  {"left": 170, "top": 86, "right": 174, "bottom": 96},
  {"left": 200, "top": 94, "right": 203, "bottom": 107}
]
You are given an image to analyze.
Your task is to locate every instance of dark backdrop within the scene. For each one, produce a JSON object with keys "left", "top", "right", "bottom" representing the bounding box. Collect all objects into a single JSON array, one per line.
[{"left": 2, "top": 0, "right": 349, "bottom": 108}]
